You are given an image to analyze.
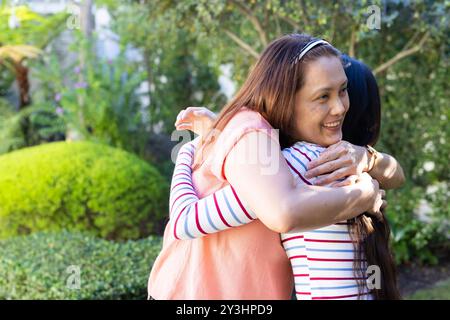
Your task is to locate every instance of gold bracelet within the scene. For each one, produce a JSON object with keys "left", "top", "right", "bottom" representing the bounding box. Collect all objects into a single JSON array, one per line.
[{"left": 366, "top": 145, "right": 379, "bottom": 172}]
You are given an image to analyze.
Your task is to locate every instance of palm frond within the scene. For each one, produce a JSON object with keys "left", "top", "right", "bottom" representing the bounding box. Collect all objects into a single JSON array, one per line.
[{"left": 0, "top": 45, "right": 42, "bottom": 63}]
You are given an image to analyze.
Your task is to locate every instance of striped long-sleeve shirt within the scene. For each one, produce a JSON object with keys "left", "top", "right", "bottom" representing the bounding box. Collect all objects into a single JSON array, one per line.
[{"left": 169, "top": 140, "right": 372, "bottom": 300}]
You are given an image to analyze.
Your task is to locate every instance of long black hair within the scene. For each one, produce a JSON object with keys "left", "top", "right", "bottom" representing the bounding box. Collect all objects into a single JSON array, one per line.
[
  {"left": 342, "top": 54, "right": 381, "bottom": 147},
  {"left": 341, "top": 54, "right": 401, "bottom": 300}
]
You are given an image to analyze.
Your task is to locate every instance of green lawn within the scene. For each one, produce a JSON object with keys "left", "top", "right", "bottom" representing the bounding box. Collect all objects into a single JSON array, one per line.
[{"left": 406, "top": 278, "right": 450, "bottom": 300}]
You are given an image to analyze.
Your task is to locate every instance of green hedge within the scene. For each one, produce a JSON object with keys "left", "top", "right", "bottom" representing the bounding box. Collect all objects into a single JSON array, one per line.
[
  {"left": 0, "top": 141, "right": 168, "bottom": 240},
  {"left": 0, "top": 231, "right": 162, "bottom": 299}
]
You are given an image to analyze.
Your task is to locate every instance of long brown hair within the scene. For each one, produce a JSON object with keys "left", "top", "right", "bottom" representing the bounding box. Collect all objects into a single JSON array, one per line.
[
  {"left": 193, "top": 33, "right": 400, "bottom": 299},
  {"left": 192, "top": 33, "right": 340, "bottom": 169}
]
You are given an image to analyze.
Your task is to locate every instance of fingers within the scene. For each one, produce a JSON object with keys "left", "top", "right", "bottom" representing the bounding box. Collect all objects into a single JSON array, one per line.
[
  {"left": 305, "top": 156, "right": 352, "bottom": 179},
  {"left": 358, "top": 172, "right": 374, "bottom": 182},
  {"left": 314, "top": 167, "right": 352, "bottom": 186},
  {"left": 193, "top": 110, "right": 206, "bottom": 117},
  {"left": 329, "top": 175, "right": 358, "bottom": 187},
  {"left": 379, "top": 189, "right": 387, "bottom": 210},
  {"left": 180, "top": 110, "right": 187, "bottom": 122},
  {"left": 307, "top": 145, "right": 342, "bottom": 170},
  {"left": 175, "top": 123, "right": 192, "bottom": 131},
  {"left": 193, "top": 109, "right": 212, "bottom": 117},
  {"left": 175, "top": 110, "right": 184, "bottom": 124},
  {"left": 374, "top": 189, "right": 385, "bottom": 215},
  {"left": 308, "top": 140, "right": 352, "bottom": 169},
  {"left": 175, "top": 111, "right": 186, "bottom": 126},
  {"left": 175, "top": 106, "right": 217, "bottom": 129},
  {"left": 174, "top": 106, "right": 201, "bottom": 126}
]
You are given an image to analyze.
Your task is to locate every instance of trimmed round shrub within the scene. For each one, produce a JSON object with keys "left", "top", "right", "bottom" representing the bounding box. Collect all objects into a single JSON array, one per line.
[
  {"left": 0, "top": 231, "right": 162, "bottom": 299},
  {"left": 0, "top": 141, "right": 168, "bottom": 240}
]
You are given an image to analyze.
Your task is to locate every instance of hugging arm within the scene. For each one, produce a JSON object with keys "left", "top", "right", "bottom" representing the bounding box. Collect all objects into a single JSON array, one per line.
[
  {"left": 170, "top": 131, "right": 382, "bottom": 240},
  {"left": 365, "top": 152, "right": 405, "bottom": 189},
  {"left": 305, "top": 141, "right": 405, "bottom": 189},
  {"left": 169, "top": 142, "right": 256, "bottom": 240},
  {"left": 223, "top": 131, "right": 381, "bottom": 233}
]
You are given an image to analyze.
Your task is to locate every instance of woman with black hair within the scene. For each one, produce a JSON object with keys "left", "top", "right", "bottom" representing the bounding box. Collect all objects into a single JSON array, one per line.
[
  {"left": 150, "top": 34, "right": 404, "bottom": 300},
  {"left": 341, "top": 54, "right": 381, "bottom": 147}
]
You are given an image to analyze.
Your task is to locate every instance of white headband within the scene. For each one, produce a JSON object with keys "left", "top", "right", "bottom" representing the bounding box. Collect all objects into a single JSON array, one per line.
[{"left": 291, "top": 39, "right": 330, "bottom": 66}]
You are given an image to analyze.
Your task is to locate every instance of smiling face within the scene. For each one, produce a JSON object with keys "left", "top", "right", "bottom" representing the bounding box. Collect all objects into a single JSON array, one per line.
[{"left": 293, "top": 56, "right": 349, "bottom": 147}]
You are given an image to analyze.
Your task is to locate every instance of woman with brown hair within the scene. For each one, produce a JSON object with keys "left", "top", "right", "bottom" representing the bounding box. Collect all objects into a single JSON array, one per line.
[{"left": 148, "top": 34, "right": 402, "bottom": 299}]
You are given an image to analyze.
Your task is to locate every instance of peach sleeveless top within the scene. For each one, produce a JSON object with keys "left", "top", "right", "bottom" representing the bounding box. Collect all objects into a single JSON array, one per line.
[{"left": 147, "top": 107, "right": 293, "bottom": 299}]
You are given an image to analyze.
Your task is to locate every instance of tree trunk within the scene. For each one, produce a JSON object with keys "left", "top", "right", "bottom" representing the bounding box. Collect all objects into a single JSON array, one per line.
[{"left": 15, "top": 62, "right": 30, "bottom": 109}]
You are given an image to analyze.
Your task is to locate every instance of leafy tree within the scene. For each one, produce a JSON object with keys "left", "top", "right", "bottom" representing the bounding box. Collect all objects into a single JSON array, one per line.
[
  {"left": 0, "top": 4, "right": 68, "bottom": 108},
  {"left": 99, "top": 0, "right": 228, "bottom": 132}
]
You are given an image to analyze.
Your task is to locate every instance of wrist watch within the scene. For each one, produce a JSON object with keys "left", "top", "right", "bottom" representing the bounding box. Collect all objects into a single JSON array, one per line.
[{"left": 365, "top": 145, "right": 379, "bottom": 172}]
